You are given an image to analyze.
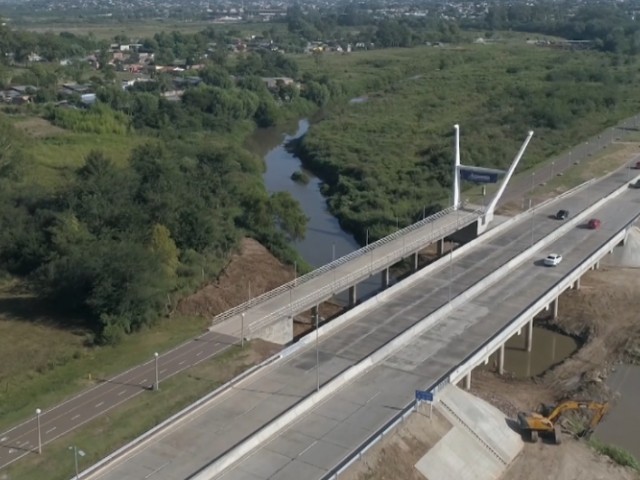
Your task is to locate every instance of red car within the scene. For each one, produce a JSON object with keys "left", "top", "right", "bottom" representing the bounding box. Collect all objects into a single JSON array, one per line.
[{"left": 587, "top": 218, "right": 601, "bottom": 230}]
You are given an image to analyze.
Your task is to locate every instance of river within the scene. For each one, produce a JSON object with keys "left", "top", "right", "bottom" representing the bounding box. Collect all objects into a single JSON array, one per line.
[{"left": 246, "top": 118, "right": 381, "bottom": 302}]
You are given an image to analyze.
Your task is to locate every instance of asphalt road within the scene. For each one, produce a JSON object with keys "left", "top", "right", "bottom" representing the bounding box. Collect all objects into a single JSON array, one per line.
[
  {"left": 88, "top": 165, "right": 637, "bottom": 480},
  {"left": 216, "top": 163, "right": 640, "bottom": 480},
  {"left": 0, "top": 331, "right": 236, "bottom": 470}
]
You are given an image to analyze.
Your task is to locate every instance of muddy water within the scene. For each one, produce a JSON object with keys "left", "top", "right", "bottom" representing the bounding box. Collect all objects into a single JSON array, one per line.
[
  {"left": 246, "top": 118, "right": 382, "bottom": 302},
  {"left": 596, "top": 364, "right": 640, "bottom": 460},
  {"left": 481, "top": 327, "right": 579, "bottom": 377}
]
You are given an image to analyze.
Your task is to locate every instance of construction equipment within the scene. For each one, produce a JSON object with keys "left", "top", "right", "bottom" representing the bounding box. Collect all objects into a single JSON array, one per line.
[{"left": 517, "top": 401, "right": 609, "bottom": 444}]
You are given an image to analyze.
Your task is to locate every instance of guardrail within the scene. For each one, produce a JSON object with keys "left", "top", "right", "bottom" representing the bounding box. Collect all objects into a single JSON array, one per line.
[
  {"left": 247, "top": 207, "right": 484, "bottom": 336},
  {"left": 211, "top": 204, "right": 476, "bottom": 326}
]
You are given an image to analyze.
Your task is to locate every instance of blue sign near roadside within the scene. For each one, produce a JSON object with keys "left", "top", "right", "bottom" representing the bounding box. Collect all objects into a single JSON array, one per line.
[
  {"left": 415, "top": 390, "right": 433, "bottom": 402},
  {"left": 459, "top": 166, "right": 504, "bottom": 184}
]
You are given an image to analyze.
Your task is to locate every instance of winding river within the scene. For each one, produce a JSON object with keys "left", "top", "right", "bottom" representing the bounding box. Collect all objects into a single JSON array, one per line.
[{"left": 246, "top": 118, "right": 381, "bottom": 301}]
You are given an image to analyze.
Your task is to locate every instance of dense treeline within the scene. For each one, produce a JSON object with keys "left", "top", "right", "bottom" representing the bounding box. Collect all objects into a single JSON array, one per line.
[
  {"left": 474, "top": 3, "right": 640, "bottom": 54},
  {"left": 291, "top": 45, "right": 640, "bottom": 244},
  {"left": 0, "top": 120, "right": 307, "bottom": 343}
]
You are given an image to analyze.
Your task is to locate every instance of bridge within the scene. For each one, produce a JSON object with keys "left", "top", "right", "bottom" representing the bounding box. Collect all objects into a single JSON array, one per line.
[
  {"left": 81, "top": 158, "right": 640, "bottom": 480},
  {"left": 209, "top": 126, "right": 533, "bottom": 344}
]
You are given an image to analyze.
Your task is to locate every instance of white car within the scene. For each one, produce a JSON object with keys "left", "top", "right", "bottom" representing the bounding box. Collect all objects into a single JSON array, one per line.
[{"left": 544, "top": 254, "right": 563, "bottom": 267}]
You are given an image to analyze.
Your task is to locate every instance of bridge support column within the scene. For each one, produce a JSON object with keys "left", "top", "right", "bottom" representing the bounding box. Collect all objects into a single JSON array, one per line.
[
  {"left": 498, "top": 344, "right": 505, "bottom": 375},
  {"left": 464, "top": 371, "right": 471, "bottom": 390},
  {"left": 574, "top": 276, "right": 581, "bottom": 290},
  {"left": 594, "top": 260, "right": 600, "bottom": 270},
  {"left": 311, "top": 305, "right": 319, "bottom": 323},
  {"left": 437, "top": 238, "right": 445, "bottom": 256},
  {"left": 381, "top": 268, "right": 390, "bottom": 289},
  {"left": 551, "top": 298, "right": 558, "bottom": 320},
  {"left": 413, "top": 252, "right": 419, "bottom": 272},
  {"left": 525, "top": 320, "right": 533, "bottom": 352},
  {"left": 348, "top": 285, "right": 357, "bottom": 307}
]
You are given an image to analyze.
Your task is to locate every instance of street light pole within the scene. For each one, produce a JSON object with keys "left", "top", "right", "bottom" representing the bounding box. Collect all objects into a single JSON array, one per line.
[
  {"left": 153, "top": 352, "right": 159, "bottom": 391},
  {"left": 35, "top": 408, "right": 42, "bottom": 454},
  {"left": 530, "top": 172, "right": 535, "bottom": 247},
  {"left": 241, "top": 313, "right": 245, "bottom": 348},
  {"left": 448, "top": 245, "right": 453, "bottom": 303},
  {"left": 315, "top": 309, "right": 320, "bottom": 392},
  {"left": 69, "top": 445, "right": 85, "bottom": 479}
]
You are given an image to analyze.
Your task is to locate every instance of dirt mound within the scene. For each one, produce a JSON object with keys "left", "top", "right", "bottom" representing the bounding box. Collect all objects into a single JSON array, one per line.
[{"left": 177, "top": 238, "right": 294, "bottom": 318}]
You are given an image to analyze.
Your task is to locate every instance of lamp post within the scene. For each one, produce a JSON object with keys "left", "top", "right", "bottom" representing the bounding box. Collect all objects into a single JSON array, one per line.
[
  {"left": 241, "top": 313, "right": 245, "bottom": 348},
  {"left": 35, "top": 408, "right": 42, "bottom": 454},
  {"left": 153, "top": 352, "right": 159, "bottom": 391},
  {"left": 69, "top": 445, "right": 85, "bottom": 479},
  {"left": 315, "top": 309, "right": 320, "bottom": 392},
  {"left": 530, "top": 172, "right": 535, "bottom": 247},
  {"left": 551, "top": 160, "right": 555, "bottom": 179}
]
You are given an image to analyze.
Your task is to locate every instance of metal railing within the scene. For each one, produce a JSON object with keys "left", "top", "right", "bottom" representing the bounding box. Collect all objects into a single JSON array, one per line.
[
  {"left": 246, "top": 207, "right": 485, "bottom": 334},
  {"left": 211, "top": 204, "right": 482, "bottom": 325}
]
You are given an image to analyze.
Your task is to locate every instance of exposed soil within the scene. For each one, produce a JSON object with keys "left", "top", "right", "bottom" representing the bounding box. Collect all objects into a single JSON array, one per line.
[
  {"left": 177, "top": 238, "right": 296, "bottom": 318},
  {"left": 343, "top": 266, "right": 640, "bottom": 480}
]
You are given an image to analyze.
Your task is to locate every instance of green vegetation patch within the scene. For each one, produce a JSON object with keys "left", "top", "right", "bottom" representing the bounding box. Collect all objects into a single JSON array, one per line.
[
  {"left": 589, "top": 438, "right": 640, "bottom": 471},
  {"left": 293, "top": 44, "right": 640, "bottom": 243}
]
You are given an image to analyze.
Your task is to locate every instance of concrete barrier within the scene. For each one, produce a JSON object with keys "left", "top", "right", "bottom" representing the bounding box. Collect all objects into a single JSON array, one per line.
[{"left": 189, "top": 175, "right": 627, "bottom": 480}]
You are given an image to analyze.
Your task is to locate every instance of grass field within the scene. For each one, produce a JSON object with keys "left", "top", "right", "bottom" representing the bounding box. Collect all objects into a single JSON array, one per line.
[
  {"left": 0, "top": 277, "right": 215, "bottom": 433},
  {"left": 16, "top": 20, "right": 282, "bottom": 40}
]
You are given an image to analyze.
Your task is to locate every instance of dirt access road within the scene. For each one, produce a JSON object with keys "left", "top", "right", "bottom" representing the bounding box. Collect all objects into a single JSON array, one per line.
[{"left": 342, "top": 266, "right": 640, "bottom": 480}]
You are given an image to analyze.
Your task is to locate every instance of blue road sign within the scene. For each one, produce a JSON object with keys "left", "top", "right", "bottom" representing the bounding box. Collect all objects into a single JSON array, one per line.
[
  {"left": 415, "top": 390, "right": 434, "bottom": 402},
  {"left": 459, "top": 166, "right": 504, "bottom": 184}
]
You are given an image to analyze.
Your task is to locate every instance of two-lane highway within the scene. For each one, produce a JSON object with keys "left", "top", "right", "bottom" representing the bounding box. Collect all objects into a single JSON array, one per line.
[
  {"left": 0, "top": 332, "right": 235, "bottom": 469},
  {"left": 88, "top": 165, "right": 637, "bottom": 480}
]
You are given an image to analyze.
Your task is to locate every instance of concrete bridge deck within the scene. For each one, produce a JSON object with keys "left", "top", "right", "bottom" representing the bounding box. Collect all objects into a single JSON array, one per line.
[
  {"left": 210, "top": 205, "right": 483, "bottom": 340},
  {"left": 89, "top": 167, "right": 637, "bottom": 480},
  {"left": 214, "top": 166, "right": 640, "bottom": 480}
]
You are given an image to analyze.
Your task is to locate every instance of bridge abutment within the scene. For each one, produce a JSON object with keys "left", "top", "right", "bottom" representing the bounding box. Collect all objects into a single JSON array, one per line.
[{"left": 252, "top": 316, "right": 293, "bottom": 345}]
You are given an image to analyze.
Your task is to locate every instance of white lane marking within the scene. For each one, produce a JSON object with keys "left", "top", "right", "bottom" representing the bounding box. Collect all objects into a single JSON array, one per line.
[
  {"left": 0, "top": 436, "right": 7, "bottom": 442},
  {"left": 18, "top": 441, "right": 29, "bottom": 447},
  {"left": 95, "top": 401, "right": 104, "bottom": 408},
  {"left": 178, "top": 360, "right": 185, "bottom": 366},
  {"left": 196, "top": 351, "right": 203, "bottom": 357},
  {"left": 71, "top": 414, "right": 81, "bottom": 421},
  {"left": 45, "top": 427, "right": 56, "bottom": 434},
  {"left": 141, "top": 378, "right": 148, "bottom": 384},
  {"left": 160, "top": 369, "right": 167, "bottom": 374},
  {"left": 118, "top": 390, "right": 126, "bottom": 396},
  {"left": 8, "top": 449, "right": 14, "bottom": 454}
]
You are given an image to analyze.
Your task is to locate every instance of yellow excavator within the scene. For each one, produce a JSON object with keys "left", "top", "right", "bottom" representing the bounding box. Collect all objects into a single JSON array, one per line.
[{"left": 517, "top": 400, "right": 609, "bottom": 444}]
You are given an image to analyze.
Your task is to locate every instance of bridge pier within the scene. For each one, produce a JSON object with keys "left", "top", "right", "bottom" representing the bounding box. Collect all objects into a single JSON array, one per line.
[
  {"left": 381, "top": 268, "right": 390, "bottom": 289},
  {"left": 498, "top": 344, "right": 505, "bottom": 375},
  {"left": 437, "top": 238, "right": 445, "bottom": 256},
  {"left": 413, "top": 252, "right": 419, "bottom": 272},
  {"left": 464, "top": 371, "right": 471, "bottom": 390},
  {"left": 574, "top": 277, "right": 581, "bottom": 290},
  {"left": 348, "top": 285, "right": 357, "bottom": 307},
  {"left": 550, "top": 298, "right": 558, "bottom": 320},
  {"left": 525, "top": 320, "right": 533, "bottom": 352}
]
